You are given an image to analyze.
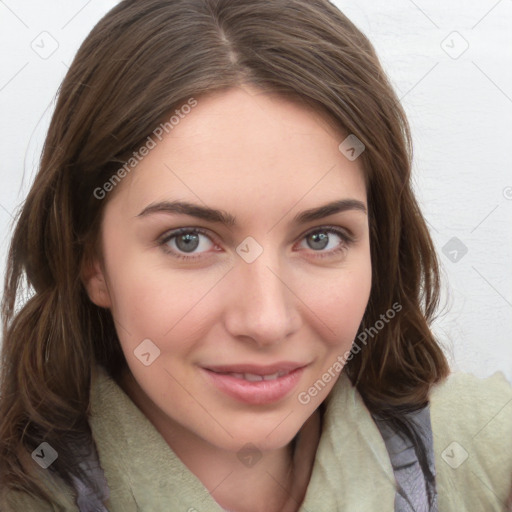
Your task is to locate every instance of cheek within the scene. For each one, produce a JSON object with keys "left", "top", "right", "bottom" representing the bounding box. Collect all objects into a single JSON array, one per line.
[
  {"left": 300, "top": 260, "right": 372, "bottom": 349},
  {"left": 103, "top": 242, "right": 227, "bottom": 349}
]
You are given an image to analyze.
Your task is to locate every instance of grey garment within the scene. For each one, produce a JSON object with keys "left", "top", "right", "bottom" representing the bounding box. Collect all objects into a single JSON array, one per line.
[
  {"left": 372, "top": 405, "right": 438, "bottom": 512},
  {"left": 72, "top": 407, "right": 437, "bottom": 512},
  {"left": 69, "top": 440, "right": 110, "bottom": 512}
]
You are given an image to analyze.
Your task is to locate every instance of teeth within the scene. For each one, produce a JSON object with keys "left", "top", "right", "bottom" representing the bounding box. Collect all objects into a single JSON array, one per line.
[
  {"left": 243, "top": 373, "right": 264, "bottom": 382},
  {"left": 224, "top": 370, "right": 290, "bottom": 381},
  {"left": 214, "top": 370, "right": 292, "bottom": 380},
  {"left": 263, "top": 372, "right": 281, "bottom": 381}
]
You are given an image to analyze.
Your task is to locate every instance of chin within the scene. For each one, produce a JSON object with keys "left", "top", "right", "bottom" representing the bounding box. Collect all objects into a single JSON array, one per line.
[{"left": 202, "top": 413, "right": 305, "bottom": 454}]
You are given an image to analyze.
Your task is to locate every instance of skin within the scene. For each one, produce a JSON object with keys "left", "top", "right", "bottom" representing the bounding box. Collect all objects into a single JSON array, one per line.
[{"left": 83, "top": 85, "right": 372, "bottom": 512}]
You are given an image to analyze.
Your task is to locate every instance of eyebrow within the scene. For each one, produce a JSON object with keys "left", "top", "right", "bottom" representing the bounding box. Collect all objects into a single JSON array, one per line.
[{"left": 136, "top": 198, "right": 367, "bottom": 226}]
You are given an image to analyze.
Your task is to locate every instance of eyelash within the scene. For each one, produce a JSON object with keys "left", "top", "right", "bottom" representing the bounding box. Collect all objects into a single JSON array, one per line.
[{"left": 159, "top": 226, "right": 355, "bottom": 261}]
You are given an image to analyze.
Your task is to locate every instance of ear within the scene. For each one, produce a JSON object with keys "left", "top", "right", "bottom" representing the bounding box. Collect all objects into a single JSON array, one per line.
[{"left": 81, "top": 255, "right": 112, "bottom": 309}]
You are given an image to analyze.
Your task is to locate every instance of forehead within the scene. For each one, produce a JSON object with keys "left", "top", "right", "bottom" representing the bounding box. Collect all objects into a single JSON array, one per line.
[{"left": 105, "top": 86, "right": 367, "bottom": 222}]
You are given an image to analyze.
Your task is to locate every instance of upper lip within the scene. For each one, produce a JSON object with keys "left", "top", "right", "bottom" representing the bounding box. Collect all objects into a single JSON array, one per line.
[{"left": 203, "top": 362, "right": 308, "bottom": 376}]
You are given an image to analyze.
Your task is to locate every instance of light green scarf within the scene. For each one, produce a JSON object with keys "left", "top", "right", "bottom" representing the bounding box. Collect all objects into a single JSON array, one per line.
[{"left": 88, "top": 366, "right": 512, "bottom": 511}]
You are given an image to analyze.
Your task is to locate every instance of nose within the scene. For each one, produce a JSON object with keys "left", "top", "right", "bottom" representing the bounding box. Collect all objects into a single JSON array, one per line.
[{"left": 223, "top": 248, "right": 301, "bottom": 349}]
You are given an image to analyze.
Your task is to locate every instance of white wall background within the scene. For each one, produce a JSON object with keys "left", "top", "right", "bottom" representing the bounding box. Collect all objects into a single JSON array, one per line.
[{"left": 0, "top": 0, "right": 511, "bottom": 382}]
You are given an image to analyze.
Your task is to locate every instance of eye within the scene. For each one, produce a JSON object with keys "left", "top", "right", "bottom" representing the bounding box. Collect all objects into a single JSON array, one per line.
[
  {"left": 296, "top": 226, "right": 354, "bottom": 259},
  {"left": 159, "top": 228, "right": 217, "bottom": 260}
]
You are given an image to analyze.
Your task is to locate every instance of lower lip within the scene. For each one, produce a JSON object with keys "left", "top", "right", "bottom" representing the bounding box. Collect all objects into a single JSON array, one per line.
[{"left": 201, "top": 366, "right": 307, "bottom": 405}]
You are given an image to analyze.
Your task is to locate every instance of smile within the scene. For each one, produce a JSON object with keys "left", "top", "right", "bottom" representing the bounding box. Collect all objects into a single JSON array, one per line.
[{"left": 201, "top": 362, "right": 309, "bottom": 404}]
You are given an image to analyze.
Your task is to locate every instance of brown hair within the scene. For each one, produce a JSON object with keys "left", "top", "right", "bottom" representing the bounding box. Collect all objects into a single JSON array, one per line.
[{"left": 0, "top": 0, "right": 449, "bottom": 506}]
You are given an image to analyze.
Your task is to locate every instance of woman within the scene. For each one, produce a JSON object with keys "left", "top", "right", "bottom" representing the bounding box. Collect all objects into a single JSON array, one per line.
[{"left": 1, "top": 0, "right": 511, "bottom": 511}]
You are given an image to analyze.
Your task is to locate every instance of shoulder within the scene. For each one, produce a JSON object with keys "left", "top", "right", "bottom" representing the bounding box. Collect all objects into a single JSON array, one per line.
[
  {"left": 429, "top": 371, "right": 512, "bottom": 511},
  {"left": 430, "top": 369, "right": 512, "bottom": 400},
  {"left": 430, "top": 370, "right": 512, "bottom": 435}
]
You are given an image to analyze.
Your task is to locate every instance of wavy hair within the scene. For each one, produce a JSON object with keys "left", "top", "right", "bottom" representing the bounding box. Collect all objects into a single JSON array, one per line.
[{"left": 0, "top": 0, "right": 450, "bottom": 506}]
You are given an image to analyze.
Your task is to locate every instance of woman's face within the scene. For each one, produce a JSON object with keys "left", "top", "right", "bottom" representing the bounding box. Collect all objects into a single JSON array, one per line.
[{"left": 85, "top": 85, "right": 372, "bottom": 453}]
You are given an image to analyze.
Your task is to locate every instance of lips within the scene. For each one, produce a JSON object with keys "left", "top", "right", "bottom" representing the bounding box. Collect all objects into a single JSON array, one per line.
[{"left": 201, "top": 362, "right": 308, "bottom": 404}]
